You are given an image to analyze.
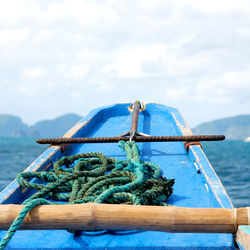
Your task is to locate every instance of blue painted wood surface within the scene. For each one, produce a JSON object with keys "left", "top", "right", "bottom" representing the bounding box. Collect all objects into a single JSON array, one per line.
[
  {"left": 0, "top": 103, "right": 235, "bottom": 249},
  {"left": 237, "top": 225, "right": 250, "bottom": 250}
]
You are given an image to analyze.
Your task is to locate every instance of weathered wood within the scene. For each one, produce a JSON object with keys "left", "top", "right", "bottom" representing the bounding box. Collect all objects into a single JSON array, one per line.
[
  {"left": 0, "top": 204, "right": 249, "bottom": 233},
  {"left": 236, "top": 226, "right": 250, "bottom": 249}
]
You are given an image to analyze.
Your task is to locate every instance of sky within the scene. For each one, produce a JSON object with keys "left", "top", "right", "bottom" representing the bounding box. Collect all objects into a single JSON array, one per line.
[{"left": 0, "top": 0, "right": 250, "bottom": 127}]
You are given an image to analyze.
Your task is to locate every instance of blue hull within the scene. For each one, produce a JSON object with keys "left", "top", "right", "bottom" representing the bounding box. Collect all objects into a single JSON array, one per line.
[{"left": 0, "top": 103, "right": 235, "bottom": 249}]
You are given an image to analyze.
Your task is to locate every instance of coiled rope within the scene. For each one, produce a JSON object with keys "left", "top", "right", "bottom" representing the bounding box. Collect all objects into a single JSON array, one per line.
[{"left": 0, "top": 141, "right": 174, "bottom": 249}]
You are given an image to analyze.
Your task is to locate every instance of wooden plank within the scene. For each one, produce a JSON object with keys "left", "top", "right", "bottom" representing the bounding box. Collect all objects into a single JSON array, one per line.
[{"left": 0, "top": 204, "right": 249, "bottom": 233}]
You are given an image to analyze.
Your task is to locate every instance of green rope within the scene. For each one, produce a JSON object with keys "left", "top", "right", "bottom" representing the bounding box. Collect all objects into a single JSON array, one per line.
[{"left": 0, "top": 141, "right": 174, "bottom": 249}]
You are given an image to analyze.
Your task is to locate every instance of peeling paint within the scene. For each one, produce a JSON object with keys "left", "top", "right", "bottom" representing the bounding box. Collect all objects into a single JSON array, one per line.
[
  {"left": 193, "top": 161, "right": 199, "bottom": 171},
  {"left": 42, "top": 162, "right": 53, "bottom": 172},
  {"left": 171, "top": 112, "right": 193, "bottom": 135},
  {"left": 25, "top": 149, "right": 59, "bottom": 173},
  {"left": 64, "top": 117, "right": 92, "bottom": 138},
  {"left": 190, "top": 148, "right": 233, "bottom": 208},
  {"left": 127, "top": 102, "right": 147, "bottom": 113},
  {"left": 3, "top": 182, "right": 21, "bottom": 201},
  {"left": 205, "top": 184, "right": 209, "bottom": 192}
]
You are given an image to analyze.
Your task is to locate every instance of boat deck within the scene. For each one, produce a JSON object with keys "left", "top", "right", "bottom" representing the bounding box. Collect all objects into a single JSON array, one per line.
[{"left": 0, "top": 103, "right": 235, "bottom": 249}]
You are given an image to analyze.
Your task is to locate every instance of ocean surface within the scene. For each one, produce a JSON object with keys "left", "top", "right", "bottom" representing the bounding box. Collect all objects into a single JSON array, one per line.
[{"left": 0, "top": 138, "right": 249, "bottom": 207}]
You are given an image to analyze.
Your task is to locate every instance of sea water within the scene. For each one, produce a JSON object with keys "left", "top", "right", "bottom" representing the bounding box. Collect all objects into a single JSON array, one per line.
[{"left": 0, "top": 138, "right": 249, "bottom": 207}]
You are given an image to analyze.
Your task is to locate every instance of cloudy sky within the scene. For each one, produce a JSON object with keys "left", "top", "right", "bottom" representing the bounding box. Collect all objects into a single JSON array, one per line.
[{"left": 0, "top": 0, "right": 250, "bottom": 127}]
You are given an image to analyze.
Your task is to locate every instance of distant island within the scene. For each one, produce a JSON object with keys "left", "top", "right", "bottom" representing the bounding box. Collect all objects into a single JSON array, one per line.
[
  {"left": 193, "top": 114, "right": 250, "bottom": 141},
  {"left": 0, "top": 114, "right": 82, "bottom": 138},
  {"left": 0, "top": 113, "right": 250, "bottom": 140}
]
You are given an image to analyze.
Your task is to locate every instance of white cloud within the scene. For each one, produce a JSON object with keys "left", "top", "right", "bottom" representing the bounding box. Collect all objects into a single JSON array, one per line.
[
  {"left": 0, "top": 1, "right": 38, "bottom": 23},
  {"left": 103, "top": 44, "right": 167, "bottom": 77},
  {"left": 45, "top": 1, "right": 118, "bottom": 26},
  {"left": 68, "top": 64, "right": 89, "bottom": 80},
  {"left": 0, "top": 29, "right": 30, "bottom": 45},
  {"left": 22, "top": 68, "right": 44, "bottom": 79},
  {"left": 18, "top": 80, "right": 56, "bottom": 96},
  {"left": 175, "top": 0, "right": 244, "bottom": 13},
  {"left": 164, "top": 86, "right": 189, "bottom": 102}
]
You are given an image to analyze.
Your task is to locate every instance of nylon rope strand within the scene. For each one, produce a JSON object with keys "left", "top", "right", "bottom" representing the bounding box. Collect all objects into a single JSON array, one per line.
[{"left": 0, "top": 141, "right": 174, "bottom": 249}]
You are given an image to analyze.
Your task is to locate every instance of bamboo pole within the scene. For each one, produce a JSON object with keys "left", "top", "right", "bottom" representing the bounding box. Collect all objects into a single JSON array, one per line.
[{"left": 0, "top": 204, "right": 249, "bottom": 233}]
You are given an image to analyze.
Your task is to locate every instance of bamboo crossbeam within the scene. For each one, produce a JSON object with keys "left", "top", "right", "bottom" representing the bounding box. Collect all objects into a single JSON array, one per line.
[{"left": 0, "top": 204, "right": 249, "bottom": 233}]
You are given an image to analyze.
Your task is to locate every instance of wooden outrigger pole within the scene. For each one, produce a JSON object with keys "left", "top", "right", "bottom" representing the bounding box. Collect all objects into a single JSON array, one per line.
[{"left": 0, "top": 203, "right": 249, "bottom": 233}]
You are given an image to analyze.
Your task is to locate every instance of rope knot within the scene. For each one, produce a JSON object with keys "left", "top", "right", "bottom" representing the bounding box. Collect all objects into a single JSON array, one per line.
[{"left": 118, "top": 140, "right": 140, "bottom": 163}]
